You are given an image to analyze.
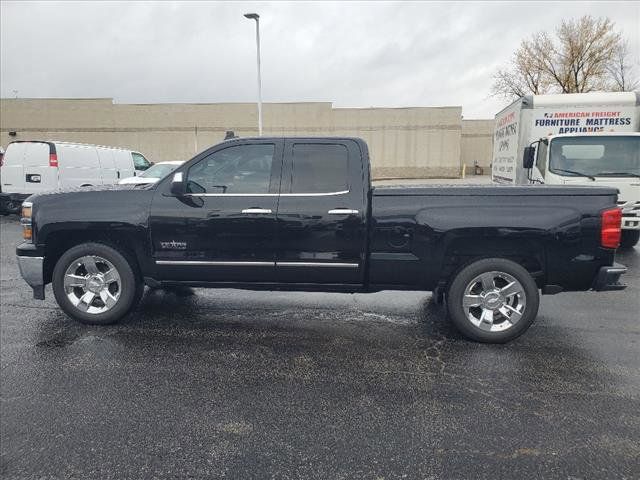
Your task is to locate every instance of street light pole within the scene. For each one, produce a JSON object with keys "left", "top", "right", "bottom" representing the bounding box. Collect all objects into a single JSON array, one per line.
[{"left": 244, "top": 13, "right": 262, "bottom": 136}]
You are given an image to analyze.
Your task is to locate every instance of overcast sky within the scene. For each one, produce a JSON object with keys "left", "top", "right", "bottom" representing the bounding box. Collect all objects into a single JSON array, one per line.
[{"left": 1, "top": 1, "right": 638, "bottom": 118}]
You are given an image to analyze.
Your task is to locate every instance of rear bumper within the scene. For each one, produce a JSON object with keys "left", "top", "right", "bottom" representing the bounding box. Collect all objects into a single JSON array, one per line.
[
  {"left": 16, "top": 243, "right": 45, "bottom": 299},
  {"left": 592, "top": 263, "right": 627, "bottom": 291}
]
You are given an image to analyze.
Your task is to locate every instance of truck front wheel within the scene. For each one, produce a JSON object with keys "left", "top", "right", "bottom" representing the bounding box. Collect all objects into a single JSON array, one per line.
[
  {"left": 52, "top": 242, "right": 142, "bottom": 325},
  {"left": 619, "top": 230, "right": 640, "bottom": 249},
  {"left": 446, "top": 258, "right": 540, "bottom": 343}
]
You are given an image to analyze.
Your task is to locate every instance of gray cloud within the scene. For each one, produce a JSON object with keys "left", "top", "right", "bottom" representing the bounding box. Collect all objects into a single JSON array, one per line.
[{"left": 1, "top": 1, "right": 638, "bottom": 118}]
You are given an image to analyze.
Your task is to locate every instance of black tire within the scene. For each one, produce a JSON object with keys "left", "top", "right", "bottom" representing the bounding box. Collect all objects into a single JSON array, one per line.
[
  {"left": 52, "top": 242, "right": 142, "bottom": 325},
  {"left": 4, "top": 200, "right": 20, "bottom": 214},
  {"left": 619, "top": 230, "right": 640, "bottom": 249},
  {"left": 446, "top": 258, "right": 540, "bottom": 343}
]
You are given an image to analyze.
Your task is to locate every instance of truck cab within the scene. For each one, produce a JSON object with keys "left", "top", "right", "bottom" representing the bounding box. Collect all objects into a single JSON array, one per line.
[{"left": 526, "top": 132, "right": 640, "bottom": 247}]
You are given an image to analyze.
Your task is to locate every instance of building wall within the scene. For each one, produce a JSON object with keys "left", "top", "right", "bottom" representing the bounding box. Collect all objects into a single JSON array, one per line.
[
  {"left": 1, "top": 98, "right": 491, "bottom": 179},
  {"left": 461, "top": 119, "right": 494, "bottom": 175}
]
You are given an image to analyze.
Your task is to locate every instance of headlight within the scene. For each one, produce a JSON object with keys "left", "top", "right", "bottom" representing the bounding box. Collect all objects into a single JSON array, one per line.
[{"left": 21, "top": 202, "right": 33, "bottom": 242}]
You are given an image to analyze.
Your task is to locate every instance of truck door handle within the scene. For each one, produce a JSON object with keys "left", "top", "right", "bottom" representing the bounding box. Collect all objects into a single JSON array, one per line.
[
  {"left": 241, "top": 208, "right": 272, "bottom": 214},
  {"left": 328, "top": 209, "right": 359, "bottom": 215}
]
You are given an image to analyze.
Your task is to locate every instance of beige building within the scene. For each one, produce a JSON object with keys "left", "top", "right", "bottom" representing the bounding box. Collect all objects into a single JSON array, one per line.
[
  {"left": 461, "top": 119, "right": 494, "bottom": 174},
  {"left": 0, "top": 98, "right": 493, "bottom": 179}
]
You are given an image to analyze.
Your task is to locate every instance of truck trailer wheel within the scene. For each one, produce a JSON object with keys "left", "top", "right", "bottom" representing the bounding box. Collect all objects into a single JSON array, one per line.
[
  {"left": 52, "top": 242, "right": 142, "bottom": 325},
  {"left": 619, "top": 230, "right": 640, "bottom": 249},
  {"left": 446, "top": 258, "right": 540, "bottom": 343}
]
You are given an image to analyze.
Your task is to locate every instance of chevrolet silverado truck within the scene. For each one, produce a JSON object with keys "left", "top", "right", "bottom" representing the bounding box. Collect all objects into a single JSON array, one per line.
[{"left": 16, "top": 137, "right": 627, "bottom": 343}]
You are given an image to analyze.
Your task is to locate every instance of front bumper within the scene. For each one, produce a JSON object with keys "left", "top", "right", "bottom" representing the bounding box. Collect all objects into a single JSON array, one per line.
[
  {"left": 592, "top": 263, "right": 627, "bottom": 291},
  {"left": 619, "top": 200, "right": 640, "bottom": 230},
  {"left": 16, "top": 243, "right": 45, "bottom": 299},
  {"left": 621, "top": 216, "right": 640, "bottom": 230}
]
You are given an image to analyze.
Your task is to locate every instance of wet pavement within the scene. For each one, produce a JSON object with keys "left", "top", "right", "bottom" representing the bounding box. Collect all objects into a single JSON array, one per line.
[{"left": 1, "top": 215, "right": 638, "bottom": 479}]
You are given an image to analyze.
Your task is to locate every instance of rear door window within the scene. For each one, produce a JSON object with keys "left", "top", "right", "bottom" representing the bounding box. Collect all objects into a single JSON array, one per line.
[
  {"left": 290, "top": 144, "right": 349, "bottom": 193},
  {"left": 22, "top": 142, "right": 50, "bottom": 166}
]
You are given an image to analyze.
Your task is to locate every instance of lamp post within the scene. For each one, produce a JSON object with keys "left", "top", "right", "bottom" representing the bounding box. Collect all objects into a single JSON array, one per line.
[{"left": 244, "top": 13, "right": 262, "bottom": 136}]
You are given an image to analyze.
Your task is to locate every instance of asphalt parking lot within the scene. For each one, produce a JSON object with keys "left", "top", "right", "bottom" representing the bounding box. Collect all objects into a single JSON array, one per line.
[{"left": 1, "top": 215, "right": 638, "bottom": 479}]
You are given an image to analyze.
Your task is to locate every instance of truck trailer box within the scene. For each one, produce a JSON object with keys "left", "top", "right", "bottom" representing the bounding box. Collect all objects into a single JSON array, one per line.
[{"left": 492, "top": 92, "right": 639, "bottom": 185}]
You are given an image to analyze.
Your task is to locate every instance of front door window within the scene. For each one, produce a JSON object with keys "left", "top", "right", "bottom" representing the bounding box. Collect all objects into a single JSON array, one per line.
[{"left": 186, "top": 144, "right": 275, "bottom": 194}]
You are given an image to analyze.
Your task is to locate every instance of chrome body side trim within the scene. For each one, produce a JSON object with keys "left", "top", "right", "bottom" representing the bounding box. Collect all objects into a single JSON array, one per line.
[
  {"left": 328, "top": 209, "right": 359, "bottom": 215},
  {"left": 277, "top": 262, "right": 359, "bottom": 268},
  {"left": 183, "top": 190, "right": 349, "bottom": 198},
  {"left": 156, "top": 260, "right": 275, "bottom": 266},
  {"left": 184, "top": 193, "right": 277, "bottom": 197},
  {"left": 241, "top": 208, "right": 272, "bottom": 214},
  {"left": 155, "top": 260, "right": 359, "bottom": 268},
  {"left": 281, "top": 190, "right": 349, "bottom": 197}
]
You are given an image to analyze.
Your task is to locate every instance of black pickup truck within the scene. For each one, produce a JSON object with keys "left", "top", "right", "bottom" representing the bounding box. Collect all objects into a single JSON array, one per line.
[{"left": 16, "top": 137, "right": 627, "bottom": 343}]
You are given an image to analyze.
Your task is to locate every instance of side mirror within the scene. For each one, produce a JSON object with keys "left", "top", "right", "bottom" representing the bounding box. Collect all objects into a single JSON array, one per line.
[
  {"left": 523, "top": 146, "right": 535, "bottom": 169},
  {"left": 170, "top": 172, "right": 186, "bottom": 196}
]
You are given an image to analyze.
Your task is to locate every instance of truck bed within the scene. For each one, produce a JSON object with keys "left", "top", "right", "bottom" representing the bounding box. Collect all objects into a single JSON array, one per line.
[{"left": 369, "top": 184, "right": 619, "bottom": 291}]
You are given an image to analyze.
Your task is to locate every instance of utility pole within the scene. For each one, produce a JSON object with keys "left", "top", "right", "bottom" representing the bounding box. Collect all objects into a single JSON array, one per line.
[{"left": 244, "top": 13, "right": 263, "bottom": 136}]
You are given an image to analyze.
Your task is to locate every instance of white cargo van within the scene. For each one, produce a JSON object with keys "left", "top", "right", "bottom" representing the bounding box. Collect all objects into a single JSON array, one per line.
[
  {"left": 492, "top": 92, "right": 640, "bottom": 247},
  {"left": 0, "top": 141, "right": 152, "bottom": 213}
]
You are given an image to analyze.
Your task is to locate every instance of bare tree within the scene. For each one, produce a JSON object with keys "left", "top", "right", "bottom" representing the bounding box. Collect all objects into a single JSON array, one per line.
[
  {"left": 608, "top": 40, "right": 639, "bottom": 92},
  {"left": 491, "top": 40, "right": 550, "bottom": 98},
  {"left": 492, "top": 15, "right": 637, "bottom": 99}
]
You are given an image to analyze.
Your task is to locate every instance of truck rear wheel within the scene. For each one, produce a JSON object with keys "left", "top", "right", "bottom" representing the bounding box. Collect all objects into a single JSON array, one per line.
[
  {"left": 52, "top": 242, "right": 142, "bottom": 325},
  {"left": 446, "top": 258, "right": 540, "bottom": 343},
  {"left": 619, "top": 230, "right": 640, "bottom": 249}
]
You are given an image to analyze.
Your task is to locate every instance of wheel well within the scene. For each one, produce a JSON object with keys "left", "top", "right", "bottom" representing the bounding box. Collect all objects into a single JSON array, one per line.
[
  {"left": 439, "top": 237, "right": 545, "bottom": 289},
  {"left": 43, "top": 230, "right": 145, "bottom": 284}
]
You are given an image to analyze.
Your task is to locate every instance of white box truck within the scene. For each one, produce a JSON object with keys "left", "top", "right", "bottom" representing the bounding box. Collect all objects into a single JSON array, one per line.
[
  {"left": 0, "top": 141, "right": 152, "bottom": 213},
  {"left": 492, "top": 92, "right": 640, "bottom": 248}
]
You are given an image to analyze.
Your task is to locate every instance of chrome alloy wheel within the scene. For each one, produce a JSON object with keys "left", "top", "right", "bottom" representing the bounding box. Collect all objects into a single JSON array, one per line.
[
  {"left": 462, "top": 271, "right": 526, "bottom": 332},
  {"left": 63, "top": 255, "right": 121, "bottom": 314}
]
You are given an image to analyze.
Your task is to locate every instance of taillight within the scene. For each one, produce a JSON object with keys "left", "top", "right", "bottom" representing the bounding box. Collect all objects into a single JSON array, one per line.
[
  {"left": 601, "top": 208, "right": 622, "bottom": 249},
  {"left": 49, "top": 153, "right": 58, "bottom": 167}
]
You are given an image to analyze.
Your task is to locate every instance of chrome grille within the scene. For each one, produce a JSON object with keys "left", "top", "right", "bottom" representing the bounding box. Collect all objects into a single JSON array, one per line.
[{"left": 618, "top": 200, "right": 640, "bottom": 217}]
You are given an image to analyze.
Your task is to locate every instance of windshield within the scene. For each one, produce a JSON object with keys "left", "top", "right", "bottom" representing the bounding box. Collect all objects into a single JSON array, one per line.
[
  {"left": 549, "top": 136, "right": 640, "bottom": 178},
  {"left": 139, "top": 163, "right": 181, "bottom": 178}
]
